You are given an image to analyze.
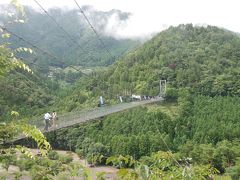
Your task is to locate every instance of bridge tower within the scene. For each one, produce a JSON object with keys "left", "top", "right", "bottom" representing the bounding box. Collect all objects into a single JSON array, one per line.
[{"left": 159, "top": 80, "right": 167, "bottom": 97}]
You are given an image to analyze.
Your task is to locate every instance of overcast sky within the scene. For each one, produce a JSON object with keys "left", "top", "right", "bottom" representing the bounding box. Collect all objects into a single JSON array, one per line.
[{"left": 1, "top": 0, "right": 240, "bottom": 39}]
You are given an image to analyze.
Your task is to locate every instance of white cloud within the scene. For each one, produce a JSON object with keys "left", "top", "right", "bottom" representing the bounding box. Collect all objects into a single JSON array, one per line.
[{"left": 1, "top": 0, "right": 240, "bottom": 39}]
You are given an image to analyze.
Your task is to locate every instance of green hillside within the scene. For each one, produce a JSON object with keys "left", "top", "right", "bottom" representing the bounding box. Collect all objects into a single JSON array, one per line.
[
  {"left": 0, "top": 4, "right": 141, "bottom": 121},
  {"left": 105, "top": 24, "right": 240, "bottom": 97},
  {"left": 1, "top": 23, "right": 240, "bottom": 179},
  {"left": 47, "top": 96, "right": 240, "bottom": 175},
  {"left": 44, "top": 25, "right": 240, "bottom": 178},
  {"left": 59, "top": 24, "right": 240, "bottom": 111},
  {"left": 0, "top": 68, "right": 57, "bottom": 121}
]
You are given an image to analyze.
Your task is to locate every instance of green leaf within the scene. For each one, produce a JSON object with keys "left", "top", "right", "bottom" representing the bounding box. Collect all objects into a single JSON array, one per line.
[
  {"left": 11, "top": 111, "right": 19, "bottom": 117},
  {"left": 2, "top": 33, "right": 11, "bottom": 38}
]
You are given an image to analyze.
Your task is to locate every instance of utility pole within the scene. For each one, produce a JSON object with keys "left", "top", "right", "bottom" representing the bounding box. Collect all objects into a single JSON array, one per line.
[{"left": 159, "top": 80, "right": 167, "bottom": 97}]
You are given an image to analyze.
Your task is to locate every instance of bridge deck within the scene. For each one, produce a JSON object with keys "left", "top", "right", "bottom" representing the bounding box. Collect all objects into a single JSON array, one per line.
[
  {"left": 11, "top": 97, "right": 163, "bottom": 142},
  {"left": 37, "top": 97, "right": 163, "bottom": 132}
]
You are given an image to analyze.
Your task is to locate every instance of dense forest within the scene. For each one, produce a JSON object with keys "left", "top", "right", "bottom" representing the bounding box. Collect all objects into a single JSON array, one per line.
[
  {"left": 0, "top": 68, "right": 57, "bottom": 121},
  {"left": 1, "top": 4, "right": 240, "bottom": 178},
  {"left": 46, "top": 95, "right": 240, "bottom": 177},
  {"left": 43, "top": 24, "right": 240, "bottom": 178},
  {"left": 58, "top": 24, "right": 240, "bottom": 111}
]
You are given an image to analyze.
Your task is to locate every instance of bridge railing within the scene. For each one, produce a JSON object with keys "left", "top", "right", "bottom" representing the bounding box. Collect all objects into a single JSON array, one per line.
[
  {"left": 7, "top": 97, "right": 163, "bottom": 143},
  {"left": 28, "top": 97, "right": 163, "bottom": 132}
]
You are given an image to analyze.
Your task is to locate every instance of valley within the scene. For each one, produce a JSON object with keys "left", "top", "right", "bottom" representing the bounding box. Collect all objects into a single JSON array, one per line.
[{"left": 0, "top": 1, "right": 240, "bottom": 179}]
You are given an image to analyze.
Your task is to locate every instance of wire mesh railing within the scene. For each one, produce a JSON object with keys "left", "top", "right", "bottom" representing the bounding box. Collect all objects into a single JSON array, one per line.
[{"left": 13, "top": 97, "right": 163, "bottom": 142}]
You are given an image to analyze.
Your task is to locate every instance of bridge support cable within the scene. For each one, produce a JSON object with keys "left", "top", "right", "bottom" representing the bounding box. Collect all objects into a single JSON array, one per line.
[{"left": 37, "top": 98, "right": 162, "bottom": 131}]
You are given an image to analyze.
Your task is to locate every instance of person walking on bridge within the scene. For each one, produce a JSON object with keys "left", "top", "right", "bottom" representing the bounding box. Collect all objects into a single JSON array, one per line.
[
  {"left": 52, "top": 111, "right": 57, "bottom": 129},
  {"left": 44, "top": 112, "right": 51, "bottom": 131}
]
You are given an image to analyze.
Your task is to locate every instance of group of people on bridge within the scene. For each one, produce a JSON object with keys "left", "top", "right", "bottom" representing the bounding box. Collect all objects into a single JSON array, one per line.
[
  {"left": 42, "top": 95, "right": 156, "bottom": 131},
  {"left": 131, "top": 94, "right": 156, "bottom": 101},
  {"left": 98, "top": 95, "right": 156, "bottom": 107},
  {"left": 44, "top": 111, "right": 57, "bottom": 131}
]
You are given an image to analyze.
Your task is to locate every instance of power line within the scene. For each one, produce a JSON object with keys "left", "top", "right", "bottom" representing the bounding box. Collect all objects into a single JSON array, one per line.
[
  {"left": 32, "top": 0, "right": 88, "bottom": 55},
  {"left": 0, "top": 25, "right": 59, "bottom": 60},
  {"left": 21, "top": 58, "right": 86, "bottom": 83},
  {"left": 0, "top": 25, "right": 88, "bottom": 78},
  {"left": 31, "top": 0, "right": 103, "bottom": 66},
  {"left": 73, "top": 0, "right": 115, "bottom": 60},
  {"left": 31, "top": 16, "right": 98, "bottom": 56},
  {"left": 1, "top": 25, "right": 59, "bottom": 64}
]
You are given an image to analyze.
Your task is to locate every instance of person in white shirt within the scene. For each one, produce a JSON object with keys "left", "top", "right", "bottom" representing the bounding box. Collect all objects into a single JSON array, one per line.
[{"left": 44, "top": 112, "right": 52, "bottom": 131}]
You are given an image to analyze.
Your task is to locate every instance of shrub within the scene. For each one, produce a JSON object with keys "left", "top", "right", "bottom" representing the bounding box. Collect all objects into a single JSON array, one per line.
[
  {"left": 75, "top": 148, "right": 84, "bottom": 158},
  {"left": 59, "top": 154, "right": 73, "bottom": 164},
  {"left": 47, "top": 151, "right": 59, "bottom": 160},
  {"left": 17, "top": 157, "right": 36, "bottom": 171}
]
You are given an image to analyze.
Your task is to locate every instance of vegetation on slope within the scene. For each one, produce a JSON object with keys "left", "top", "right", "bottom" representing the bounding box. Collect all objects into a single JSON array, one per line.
[
  {"left": 41, "top": 25, "right": 240, "bottom": 178},
  {"left": 59, "top": 24, "right": 240, "bottom": 111},
  {"left": 0, "top": 68, "right": 58, "bottom": 121},
  {"left": 47, "top": 95, "right": 240, "bottom": 178},
  {"left": 2, "top": 10, "right": 240, "bottom": 177},
  {"left": 0, "top": 5, "right": 140, "bottom": 70}
]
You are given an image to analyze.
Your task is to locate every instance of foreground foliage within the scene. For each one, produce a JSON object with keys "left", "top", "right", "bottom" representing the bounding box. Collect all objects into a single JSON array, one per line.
[
  {"left": 0, "top": 150, "right": 96, "bottom": 179},
  {"left": 110, "top": 151, "right": 218, "bottom": 180}
]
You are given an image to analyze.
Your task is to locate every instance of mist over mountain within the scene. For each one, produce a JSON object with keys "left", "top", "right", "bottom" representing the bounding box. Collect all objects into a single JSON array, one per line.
[{"left": 0, "top": 5, "right": 140, "bottom": 71}]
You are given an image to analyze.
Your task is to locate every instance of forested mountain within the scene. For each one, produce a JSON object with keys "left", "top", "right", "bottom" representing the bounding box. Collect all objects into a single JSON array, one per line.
[
  {"left": 4, "top": 24, "right": 240, "bottom": 118},
  {"left": 40, "top": 24, "right": 240, "bottom": 178},
  {"left": 2, "top": 20, "right": 240, "bottom": 178},
  {"left": 58, "top": 24, "right": 240, "bottom": 110},
  {"left": 1, "top": 0, "right": 240, "bottom": 178},
  {"left": 0, "top": 5, "right": 140, "bottom": 70}
]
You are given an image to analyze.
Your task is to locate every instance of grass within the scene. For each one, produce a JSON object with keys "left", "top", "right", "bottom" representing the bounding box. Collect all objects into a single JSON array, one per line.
[
  {"left": 214, "top": 175, "right": 231, "bottom": 180},
  {"left": 147, "top": 101, "right": 179, "bottom": 118}
]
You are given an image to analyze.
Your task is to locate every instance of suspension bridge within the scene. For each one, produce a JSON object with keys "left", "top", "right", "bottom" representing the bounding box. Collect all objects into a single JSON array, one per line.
[
  {"left": 31, "top": 97, "right": 164, "bottom": 133},
  {"left": 0, "top": 1, "right": 168, "bottom": 145},
  {"left": 3, "top": 97, "right": 164, "bottom": 144}
]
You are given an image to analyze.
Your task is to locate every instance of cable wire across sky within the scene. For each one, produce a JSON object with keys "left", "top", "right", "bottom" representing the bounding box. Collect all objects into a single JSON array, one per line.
[
  {"left": 32, "top": 0, "right": 116, "bottom": 64},
  {"left": 0, "top": 25, "right": 58, "bottom": 60},
  {"left": 0, "top": 25, "right": 88, "bottom": 77},
  {"left": 73, "top": 0, "right": 115, "bottom": 60},
  {"left": 32, "top": 0, "right": 88, "bottom": 55},
  {"left": 1, "top": 0, "right": 130, "bottom": 76}
]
